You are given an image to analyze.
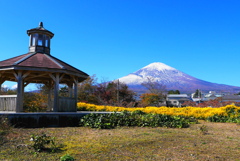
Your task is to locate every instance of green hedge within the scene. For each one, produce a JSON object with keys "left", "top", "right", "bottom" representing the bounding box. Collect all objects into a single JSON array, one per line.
[
  {"left": 79, "top": 111, "right": 197, "bottom": 129},
  {"left": 207, "top": 114, "right": 240, "bottom": 123}
]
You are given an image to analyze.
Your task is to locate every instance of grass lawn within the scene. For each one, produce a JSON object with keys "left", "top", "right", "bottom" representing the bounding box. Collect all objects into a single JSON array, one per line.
[{"left": 1, "top": 121, "right": 240, "bottom": 161}]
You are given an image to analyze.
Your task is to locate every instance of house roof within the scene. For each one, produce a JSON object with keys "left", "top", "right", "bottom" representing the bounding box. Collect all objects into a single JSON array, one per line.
[
  {"left": 192, "top": 98, "right": 201, "bottom": 102},
  {"left": 221, "top": 95, "right": 240, "bottom": 100},
  {"left": 204, "top": 94, "right": 217, "bottom": 98},
  {"left": 0, "top": 52, "right": 89, "bottom": 83},
  {"left": 167, "top": 94, "right": 188, "bottom": 98}
]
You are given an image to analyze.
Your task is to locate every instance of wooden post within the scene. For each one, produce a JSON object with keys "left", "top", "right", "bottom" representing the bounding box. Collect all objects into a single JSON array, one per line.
[
  {"left": 49, "top": 73, "right": 65, "bottom": 112},
  {"left": 0, "top": 83, "right": 2, "bottom": 94},
  {"left": 74, "top": 78, "right": 78, "bottom": 111},
  {"left": 0, "top": 74, "right": 2, "bottom": 93},
  {"left": 0, "top": 76, "right": 4, "bottom": 94},
  {"left": 53, "top": 74, "right": 59, "bottom": 112},
  {"left": 13, "top": 71, "right": 30, "bottom": 112},
  {"left": 68, "top": 83, "right": 73, "bottom": 97},
  {"left": 45, "top": 81, "right": 54, "bottom": 111},
  {"left": 14, "top": 71, "right": 23, "bottom": 112}
]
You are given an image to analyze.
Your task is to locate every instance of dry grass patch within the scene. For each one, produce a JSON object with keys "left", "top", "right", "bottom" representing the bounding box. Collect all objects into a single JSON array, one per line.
[{"left": 0, "top": 121, "right": 239, "bottom": 160}]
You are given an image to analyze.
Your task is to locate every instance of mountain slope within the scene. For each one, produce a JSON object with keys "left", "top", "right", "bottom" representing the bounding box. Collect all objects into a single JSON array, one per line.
[{"left": 118, "top": 62, "right": 240, "bottom": 93}]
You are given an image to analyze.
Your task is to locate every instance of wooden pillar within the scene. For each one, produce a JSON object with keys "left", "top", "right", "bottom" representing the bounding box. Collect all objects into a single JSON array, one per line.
[
  {"left": 67, "top": 83, "right": 73, "bottom": 97},
  {"left": 0, "top": 83, "right": 2, "bottom": 94},
  {"left": 53, "top": 74, "right": 59, "bottom": 112},
  {"left": 45, "top": 81, "right": 54, "bottom": 111},
  {"left": 0, "top": 74, "right": 5, "bottom": 94},
  {"left": 74, "top": 78, "right": 78, "bottom": 110},
  {"left": 0, "top": 79, "right": 4, "bottom": 86},
  {"left": 48, "top": 87, "right": 53, "bottom": 111},
  {"left": 13, "top": 71, "right": 30, "bottom": 112},
  {"left": 49, "top": 73, "right": 64, "bottom": 112}
]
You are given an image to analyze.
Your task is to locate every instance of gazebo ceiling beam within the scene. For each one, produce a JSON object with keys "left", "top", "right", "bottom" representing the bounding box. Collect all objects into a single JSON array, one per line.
[
  {"left": 23, "top": 71, "right": 31, "bottom": 79},
  {"left": 49, "top": 73, "right": 65, "bottom": 82},
  {"left": 0, "top": 73, "right": 6, "bottom": 84},
  {"left": 59, "top": 73, "right": 65, "bottom": 81},
  {"left": 24, "top": 73, "right": 49, "bottom": 80},
  {"left": 0, "top": 79, "right": 5, "bottom": 85},
  {"left": 24, "top": 82, "right": 30, "bottom": 87},
  {"left": 1, "top": 73, "right": 74, "bottom": 84},
  {"left": 13, "top": 70, "right": 30, "bottom": 80}
]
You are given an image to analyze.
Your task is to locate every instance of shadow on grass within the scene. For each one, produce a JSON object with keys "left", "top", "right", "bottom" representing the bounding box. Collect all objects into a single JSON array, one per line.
[
  {"left": 31, "top": 144, "right": 65, "bottom": 153},
  {"left": 32, "top": 143, "right": 66, "bottom": 153}
]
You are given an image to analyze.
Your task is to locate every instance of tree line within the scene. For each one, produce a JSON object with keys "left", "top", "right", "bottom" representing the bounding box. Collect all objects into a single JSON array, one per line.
[
  {"left": 1, "top": 75, "right": 238, "bottom": 112},
  {"left": 0, "top": 75, "right": 168, "bottom": 111}
]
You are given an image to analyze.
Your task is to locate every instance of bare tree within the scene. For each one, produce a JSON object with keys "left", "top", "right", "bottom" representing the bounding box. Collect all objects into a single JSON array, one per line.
[
  {"left": 141, "top": 77, "right": 167, "bottom": 95},
  {"left": 77, "top": 75, "right": 136, "bottom": 106}
]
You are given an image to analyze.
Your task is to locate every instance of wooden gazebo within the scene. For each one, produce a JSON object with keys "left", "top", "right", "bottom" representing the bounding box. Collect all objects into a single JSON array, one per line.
[{"left": 0, "top": 22, "right": 89, "bottom": 112}]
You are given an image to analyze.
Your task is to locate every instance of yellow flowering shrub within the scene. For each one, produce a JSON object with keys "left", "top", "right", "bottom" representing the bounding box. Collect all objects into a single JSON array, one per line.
[{"left": 77, "top": 102, "right": 240, "bottom": 120}]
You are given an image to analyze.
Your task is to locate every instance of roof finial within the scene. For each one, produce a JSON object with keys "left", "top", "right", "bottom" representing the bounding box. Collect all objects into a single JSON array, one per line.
[{"left": 39, "top": 22, "right": 43, "bottom": 27}]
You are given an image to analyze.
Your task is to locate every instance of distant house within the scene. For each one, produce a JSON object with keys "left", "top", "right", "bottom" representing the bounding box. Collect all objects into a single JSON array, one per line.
[
  {"left": 221, "top": 95, "right": 240, "bottom": 102},
  {"left": 193, "top": 91, "right": 227, "bottom": 102},
  {"left": 166, "top": 94, "right": 191, "bottom": 107},
  {"left": 202, "top": 94, "right": 218, "bottom": 101}
]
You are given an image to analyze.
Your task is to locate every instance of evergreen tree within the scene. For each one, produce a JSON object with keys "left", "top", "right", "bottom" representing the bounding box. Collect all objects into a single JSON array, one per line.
[
  {"left": 193, "top": 89, "right": 202, "bottom": 98},
  {"left": 168, "top": 90, "right": 180, "bottom": 94}
]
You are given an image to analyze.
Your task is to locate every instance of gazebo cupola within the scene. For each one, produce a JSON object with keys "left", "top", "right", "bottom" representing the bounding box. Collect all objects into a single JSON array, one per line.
[{"left": 27, "top": 22, "right": 54, "bottom": 55}]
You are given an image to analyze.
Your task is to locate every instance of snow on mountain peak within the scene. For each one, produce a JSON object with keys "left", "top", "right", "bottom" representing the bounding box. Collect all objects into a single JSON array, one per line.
[
  {"left": 117, "top": 62, "right": 240, "bottom": 93},
  {"left": 118, "top": 62, "right": 178, "bottom": 85},
  {"left": 142, "top": 62, "right": 176, "bottom": 71}
]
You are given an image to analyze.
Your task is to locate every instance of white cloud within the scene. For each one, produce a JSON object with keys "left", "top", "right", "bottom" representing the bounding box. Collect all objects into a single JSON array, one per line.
[
  {"left": 1, "top": 85, "right": 8, "bottom": 88},
  {"left": 11, "top": 84, "right": 18, "bottom": 89}
]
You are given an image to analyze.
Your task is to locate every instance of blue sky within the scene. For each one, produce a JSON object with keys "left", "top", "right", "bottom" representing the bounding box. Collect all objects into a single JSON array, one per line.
[{"left": 1, "top": 0, "right": 240, "bottom": 89}]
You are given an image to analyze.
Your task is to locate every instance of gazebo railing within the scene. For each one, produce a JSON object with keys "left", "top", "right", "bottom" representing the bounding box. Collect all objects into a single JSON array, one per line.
[
  {"left": 58, "top": 97, "right": 77, "bottom": 112},
  {"left": 0, "top": 95, "right": 17, "bottom": 111}
]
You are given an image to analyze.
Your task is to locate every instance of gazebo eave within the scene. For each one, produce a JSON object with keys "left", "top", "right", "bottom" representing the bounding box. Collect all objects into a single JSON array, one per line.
[{"left": 0, "top": 66, "right": 88, "bottom": 82}]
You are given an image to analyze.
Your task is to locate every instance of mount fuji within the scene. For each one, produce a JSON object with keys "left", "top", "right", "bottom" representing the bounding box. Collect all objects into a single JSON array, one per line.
[{"left": 118, "top": 62, "right": 240, "bottom": 93}]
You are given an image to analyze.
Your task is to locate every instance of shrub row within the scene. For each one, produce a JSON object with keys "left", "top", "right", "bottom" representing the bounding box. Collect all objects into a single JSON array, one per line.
[
  {"left": 206, "top": 115, "right": 240, "bottom": 123},
  {"left": 79, "top": 111, "right": 197, "bottom": 129},
  {"left": 77, "top": 102, "right": 240, "bottom": 123}
]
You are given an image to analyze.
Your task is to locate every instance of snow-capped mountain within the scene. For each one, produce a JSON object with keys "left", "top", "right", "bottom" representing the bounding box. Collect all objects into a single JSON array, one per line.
[{"left": 118, "top": 62, "right": 240, "bottom": 93}]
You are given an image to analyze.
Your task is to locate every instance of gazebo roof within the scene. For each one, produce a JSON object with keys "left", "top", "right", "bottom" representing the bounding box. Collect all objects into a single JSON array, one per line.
[{"left": 0, "top": 52, "right": 89, "bottom": 83}]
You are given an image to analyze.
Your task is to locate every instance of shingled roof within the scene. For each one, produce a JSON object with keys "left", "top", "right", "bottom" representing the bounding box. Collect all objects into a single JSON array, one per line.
[{"left": 0, "top": 52, "right": 89, "bottom": 83}]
